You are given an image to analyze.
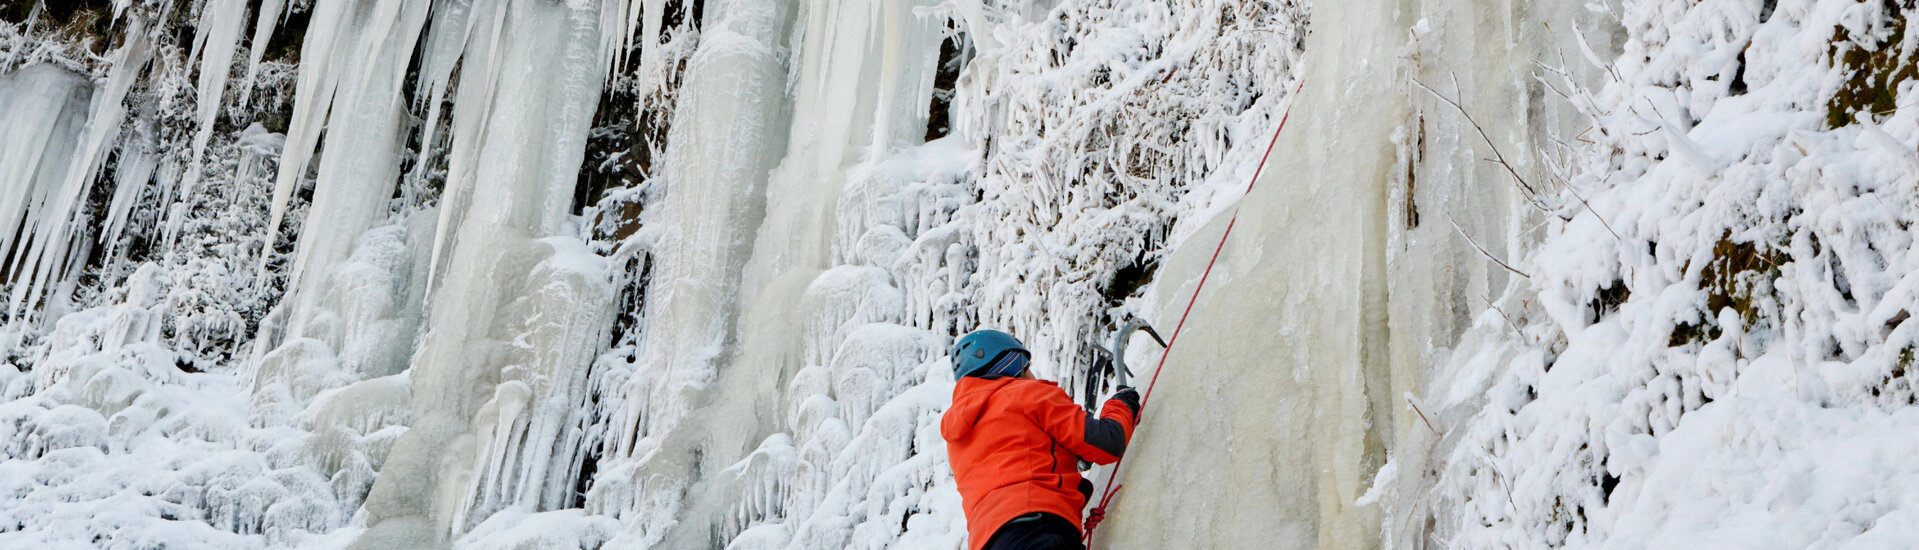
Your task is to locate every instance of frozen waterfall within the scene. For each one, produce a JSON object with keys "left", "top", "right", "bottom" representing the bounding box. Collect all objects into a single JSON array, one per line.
[{"left": 1093, "top": 0, "right": 1615, "bottom": 547}]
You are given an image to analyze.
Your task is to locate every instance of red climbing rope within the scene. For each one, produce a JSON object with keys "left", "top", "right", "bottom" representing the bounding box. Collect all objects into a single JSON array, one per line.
[{"left": 1082, "top": 77, "right": 1305, "bottom": 546}]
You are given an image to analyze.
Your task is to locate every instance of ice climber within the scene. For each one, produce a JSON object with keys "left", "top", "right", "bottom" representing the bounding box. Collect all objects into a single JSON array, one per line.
[{"left": 941, "top": 329, "right": 1142, "bottom": 550}]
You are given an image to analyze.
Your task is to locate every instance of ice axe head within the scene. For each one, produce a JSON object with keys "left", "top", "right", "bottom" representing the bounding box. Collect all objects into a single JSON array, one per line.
[{"left": 1111, "top": 319, "right": 1166, "bottom": 387}]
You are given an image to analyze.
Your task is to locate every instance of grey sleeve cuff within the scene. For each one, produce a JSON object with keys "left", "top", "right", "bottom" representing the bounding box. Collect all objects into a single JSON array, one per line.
[{"left": 1083, "top": 416, "right": 1128, "bottom": 457}]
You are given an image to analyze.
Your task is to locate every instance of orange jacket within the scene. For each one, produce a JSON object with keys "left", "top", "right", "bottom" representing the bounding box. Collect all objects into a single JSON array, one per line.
[{"left": 941, "top": 377, "right": 1137, "bottom": 550}]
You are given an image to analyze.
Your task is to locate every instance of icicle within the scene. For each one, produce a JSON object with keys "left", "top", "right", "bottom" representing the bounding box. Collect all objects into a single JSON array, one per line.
[
  {"left": 636, "top": 0, "right": 666, "bottom": 87},
  {"left": 93, "top": 25, "right": 156, "bottom": 260},
  {"left": 173, "top": 0, "right": 251, "bottom": 226},
  {"left": 100, "top": 121, "right": 156, "bottom": 258},
  {"left": 0, "top": 18, "right": 153, "bottom": 318},
  {"left": 259, "top": 0, "right": 430, "bottom": 334},
  {"left": 422, "top": 0, "right": 511, "bottom": 298},
  {"left": 236, "top": 0, "right": 286, "bottom": 108},
  {"left": 399, "top": 0, "right": 474, "bottom": 211},
  {"left": 0, "top": 72, "right": 86, "bottom": 315},
  {"left": 599, "top": 0, "right": 629, "bottom": 80},
  {"left": 258, "top": 0, "right": 351, "bottom": 282}
]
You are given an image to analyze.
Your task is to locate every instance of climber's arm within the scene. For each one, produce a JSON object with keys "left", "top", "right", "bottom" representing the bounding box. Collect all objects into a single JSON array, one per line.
[{"left": 1028, "top": 386, "right": 1139, "bottom": 464}]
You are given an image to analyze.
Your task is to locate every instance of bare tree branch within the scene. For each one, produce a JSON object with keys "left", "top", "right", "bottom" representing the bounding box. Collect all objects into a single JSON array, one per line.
[
  {"left": 1545, "top": 165, "right": 1625, "bottom": 243},
  {"left": 1448, "top": 213, "right": 1531, "bottom": 279},
  {"left": 1412, "top": 75, "right": 1545, "bottom": 208},
  {"left": 1405, "top": 394, "right": 1439, "bottom": 436}
]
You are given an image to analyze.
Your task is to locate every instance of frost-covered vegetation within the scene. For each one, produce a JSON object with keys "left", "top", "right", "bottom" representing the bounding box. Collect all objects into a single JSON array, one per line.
[{"left": 1428, "top": 0, "right": 1919, "bottom": 547}]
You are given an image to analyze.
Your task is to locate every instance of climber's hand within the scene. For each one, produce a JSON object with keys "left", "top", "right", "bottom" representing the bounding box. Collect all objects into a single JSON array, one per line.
[{"left": 1110, "top": 386, "right": 1141, "bottom": 419}]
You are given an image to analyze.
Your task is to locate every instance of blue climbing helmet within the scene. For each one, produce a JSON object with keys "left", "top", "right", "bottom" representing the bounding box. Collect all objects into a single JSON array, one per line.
[{"left": 952, "top": 329, "right": 1031, "bottom": 379}]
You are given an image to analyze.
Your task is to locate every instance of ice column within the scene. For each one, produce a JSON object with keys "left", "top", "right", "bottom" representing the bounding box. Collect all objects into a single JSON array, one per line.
[
  {"left": 353, "top": 0, "right": 612, "bottom": 546},
  {"left": 259, "top": 0, "right": 429, "bottom": 305},
  {"left": 586, "top": 0, "right": 947, "bottom": 546},
  {"left": 673, "top": 0, "right": 946, "bottom": 541},
  {"left": 739, "top": 0, "right": 943, "bottom": 302},
  {"left": 585, "top": 0, "right": 798, "bottom": 544}
]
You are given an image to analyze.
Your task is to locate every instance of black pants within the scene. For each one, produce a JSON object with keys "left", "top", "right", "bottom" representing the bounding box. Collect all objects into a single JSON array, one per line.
[{"left": 983, "top": 513, "right": 1084, "bottom": 550}]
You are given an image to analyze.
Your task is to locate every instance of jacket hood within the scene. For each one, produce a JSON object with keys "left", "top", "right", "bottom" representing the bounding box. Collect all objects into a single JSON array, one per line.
[{"left": 943, "top": 377, "right": 1055, "bottom": 439}]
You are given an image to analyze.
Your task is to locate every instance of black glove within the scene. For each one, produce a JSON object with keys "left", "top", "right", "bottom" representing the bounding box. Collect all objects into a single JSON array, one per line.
[{"left": 1110, "top": 386, "right": 1141, "bottom": 418}]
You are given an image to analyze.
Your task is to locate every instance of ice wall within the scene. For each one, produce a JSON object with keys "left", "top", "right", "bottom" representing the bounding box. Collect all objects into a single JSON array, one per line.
[
  {"left": 1093, "top": 0, "right": 1616, "bottom": 548},
  {"left": 583, "top": 0, "right": 949, "bottom": 546},
  {"left": 352, "top": 0, "right": 614, "bottom": 546},
  {"left": 582, "top": 0, "right": 798, "bottom": 544},
  {"left": 1089, "top": 0, "right": 1411, "bottom": 545}
]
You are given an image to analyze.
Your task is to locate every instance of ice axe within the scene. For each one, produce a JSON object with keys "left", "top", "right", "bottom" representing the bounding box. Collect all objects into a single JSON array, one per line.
[{"left": 1082, "top": 318, "right": 1167, "bottom": 411}]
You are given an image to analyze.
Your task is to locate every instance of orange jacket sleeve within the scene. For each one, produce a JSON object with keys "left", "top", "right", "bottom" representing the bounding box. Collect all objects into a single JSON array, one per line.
[{"left": 1024, "top": 385, "right": 1138, "bottom": 465}]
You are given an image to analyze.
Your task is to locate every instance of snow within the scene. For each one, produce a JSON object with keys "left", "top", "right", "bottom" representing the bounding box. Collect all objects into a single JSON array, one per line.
[{"left": 0, "top": 296, "right": 347, "bottom": 549}]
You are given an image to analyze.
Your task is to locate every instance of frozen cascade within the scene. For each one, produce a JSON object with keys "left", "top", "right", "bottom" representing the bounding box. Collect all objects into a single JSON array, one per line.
[
  {"left": 1092, "top": 0, "right": 1615, "bottom": 548},
  {"left": 352, "top": 0, "right": 614, "bottom": 547},
  {"left": 230, "top": 0, "right": 623, "bottom": 545},
  {"left": 259, "top": 0, "right": 429, "bottom": 313},
  {"left": 245, "top": 0, "right": 438, "bottom": 536},
  {"left": 583, "top": 0, "right": 949, "bottom": 546},
  {"left": 581, "top": 1, "right": 798, "bottom": 546}
]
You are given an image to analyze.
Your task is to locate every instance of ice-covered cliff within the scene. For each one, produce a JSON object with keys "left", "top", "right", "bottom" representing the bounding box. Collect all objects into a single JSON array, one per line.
[
  {"left": 1, "top": 0, "right": 1305, "bottom": 547},
  {"left": 2, "top": 0, "right": 1915, "bottom": 548}
]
